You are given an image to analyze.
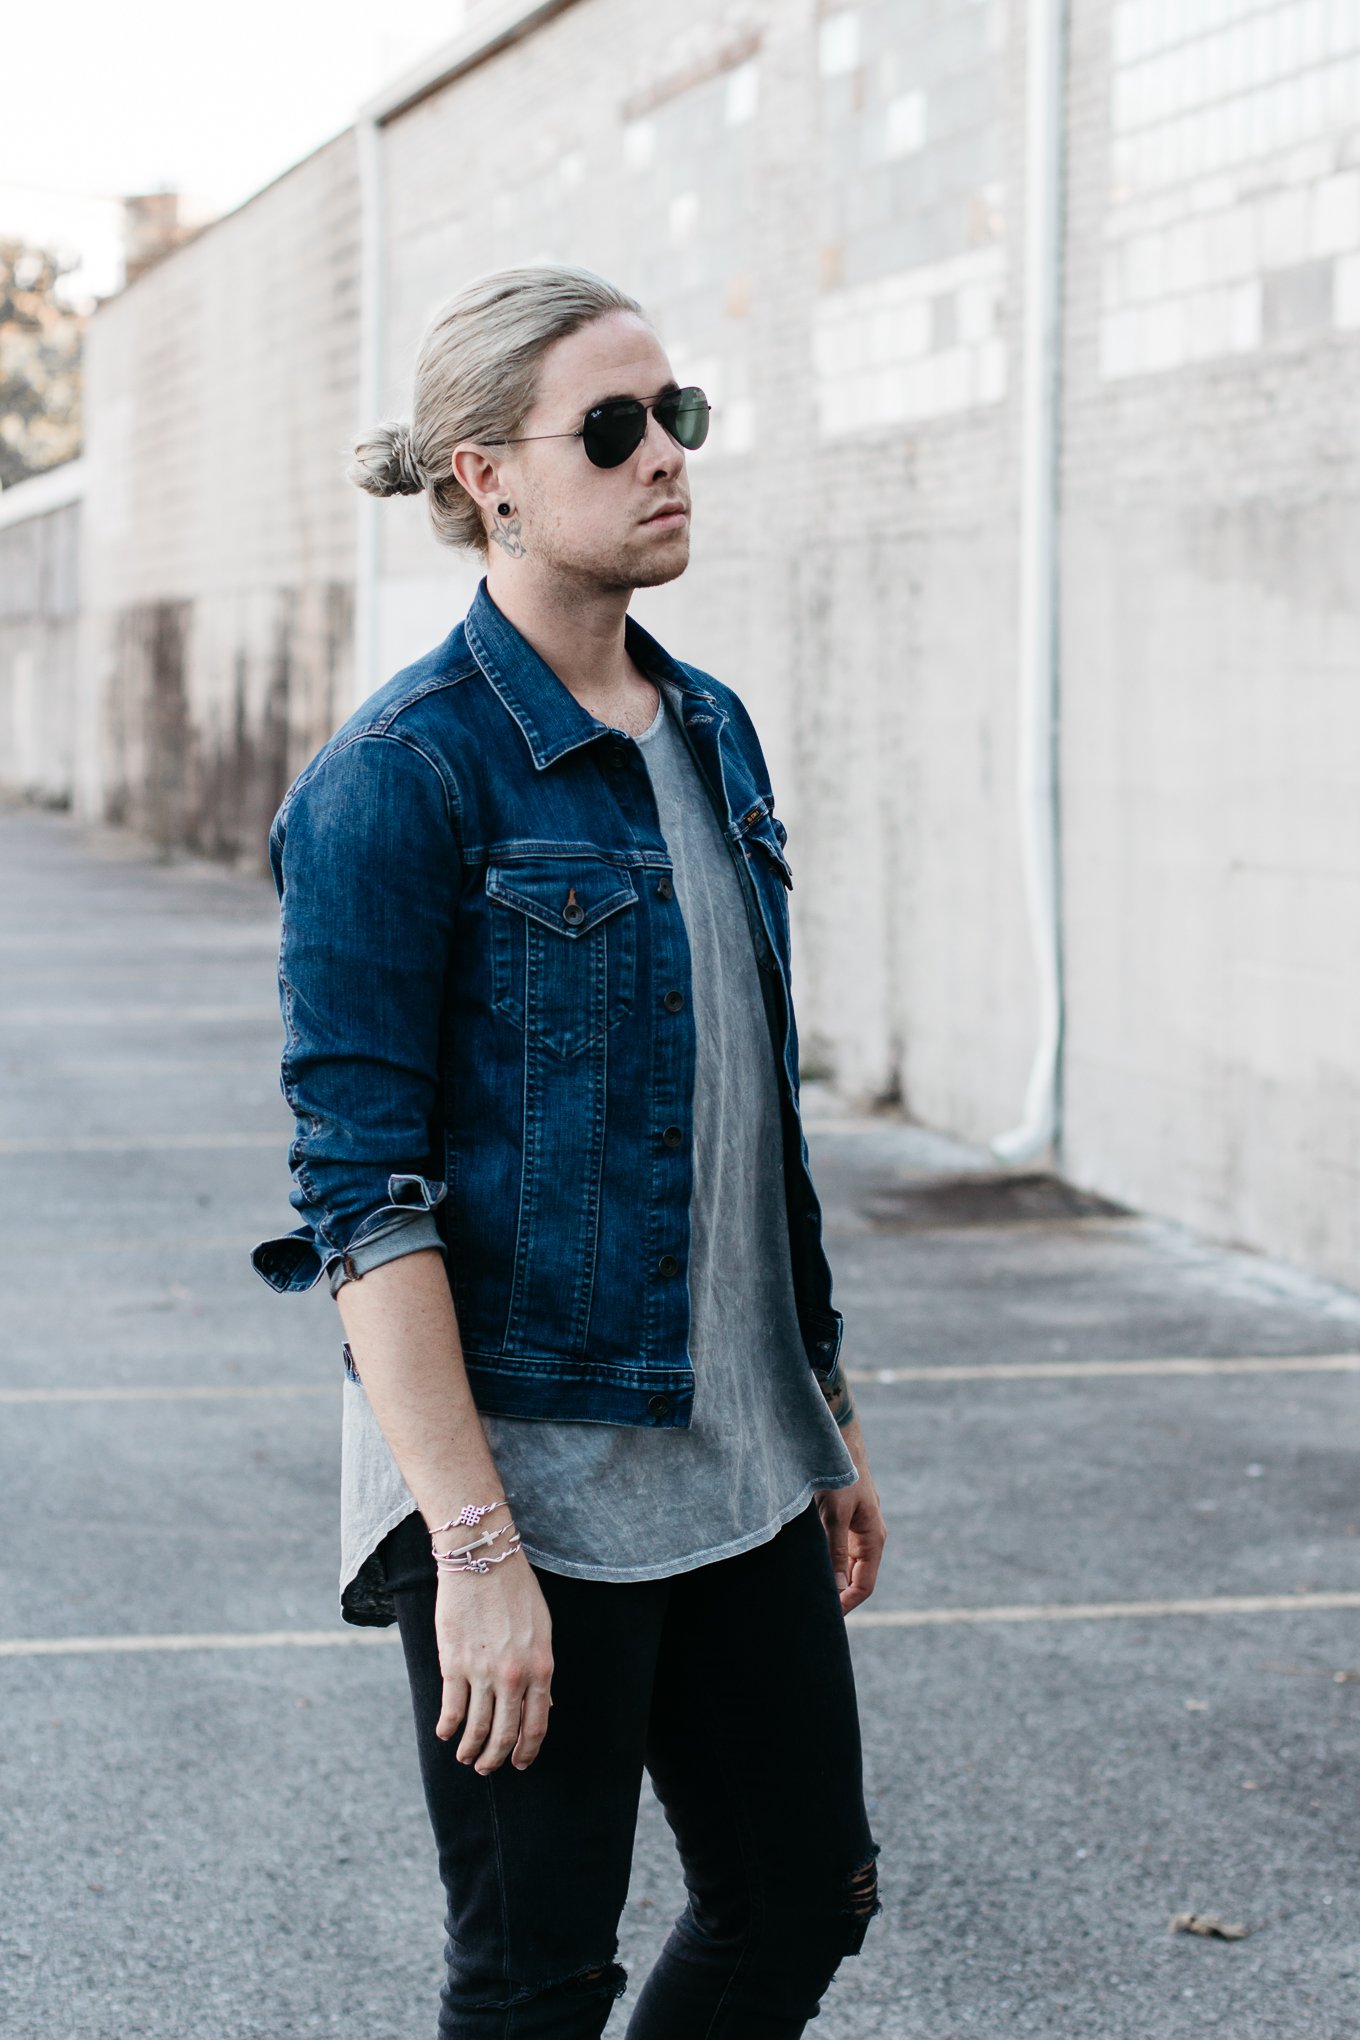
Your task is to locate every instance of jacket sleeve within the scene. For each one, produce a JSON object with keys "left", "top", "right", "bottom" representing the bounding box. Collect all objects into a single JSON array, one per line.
[{"left": 250, "top": 731, "right": 459, "bottom": 1296}]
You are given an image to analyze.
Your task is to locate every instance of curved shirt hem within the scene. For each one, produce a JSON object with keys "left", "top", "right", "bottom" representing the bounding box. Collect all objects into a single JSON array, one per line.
[
  {"left": 339, "top": 1494, "right": 421, "bottom": 1626},
  {"left": 514, "top": 1468, "right": 860, "bottom": 1584}
]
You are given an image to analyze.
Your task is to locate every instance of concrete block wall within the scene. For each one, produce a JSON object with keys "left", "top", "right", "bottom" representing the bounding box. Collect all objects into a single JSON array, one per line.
[
  {"left": 2, "top": 0, "right": 1355, "bottom": 1286},
  {"left": 0, "top": 467, "right": 83, "bottom": 803},
  {"left": 375, "top": 0, "right": 1035, "bottom": 1127},
  {"left": 75, "top": 130, "right": 362, "bottom": 861},
  {"left": 1060, "top": 0, "right": 1360, "bottom": 1283}
]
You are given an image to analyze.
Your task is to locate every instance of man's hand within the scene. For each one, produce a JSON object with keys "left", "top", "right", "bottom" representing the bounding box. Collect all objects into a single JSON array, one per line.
[
  {"left": 814, "top": 1406, "right": 887, "bottom": 1615},
  {"left": 434, "top": 1553, "right": 556, "bottom": 1773}
]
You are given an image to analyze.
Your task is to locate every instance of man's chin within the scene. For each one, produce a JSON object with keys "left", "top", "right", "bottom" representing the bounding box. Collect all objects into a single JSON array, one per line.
[
  {"left": 625, "top": 535, "right": 690, "bottom": 590},
  {"left": 553, "top": 534, "right": 691, "bottom": 595}
]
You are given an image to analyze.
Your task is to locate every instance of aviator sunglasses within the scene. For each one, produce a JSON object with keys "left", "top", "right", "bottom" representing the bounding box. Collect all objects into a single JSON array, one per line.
[{"left": 484, "top": 384, "right": 711, "bottom": 469}]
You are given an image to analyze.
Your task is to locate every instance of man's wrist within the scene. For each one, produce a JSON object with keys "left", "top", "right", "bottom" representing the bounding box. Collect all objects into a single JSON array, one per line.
[{"left": 820, "top": 1370, "right": 856, "bottom": 1429}]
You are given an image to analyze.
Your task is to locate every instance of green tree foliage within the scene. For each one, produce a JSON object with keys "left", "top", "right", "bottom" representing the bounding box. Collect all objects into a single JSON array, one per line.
[{"left": 0, "top": 240, "right": 85, "bottom": 489}]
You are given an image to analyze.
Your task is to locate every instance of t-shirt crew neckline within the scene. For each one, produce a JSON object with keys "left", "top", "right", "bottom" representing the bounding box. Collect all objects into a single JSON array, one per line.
[{"left": 633, "top": 681, "right": 667, "bottom": 743}]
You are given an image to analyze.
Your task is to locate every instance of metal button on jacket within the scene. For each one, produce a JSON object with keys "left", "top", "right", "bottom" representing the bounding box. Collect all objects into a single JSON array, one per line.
[
  {"left": 657, "top": 1253, "right": 680, "bottom": 1277},
  {"left": 662, "top": 1124, "right": 682, "bottom": 1147},
  {"left": 657, "top": 874, "right": 673, "bottom": 899},
  {"left": 647, "top": 1393, "right": 671, "bottom": 1418},
  {"left": 663, "top": 988, "right": 684, "bottom": 1012},
  {"left": 561, "top": 886, "right": 585, "bottom": 927}
]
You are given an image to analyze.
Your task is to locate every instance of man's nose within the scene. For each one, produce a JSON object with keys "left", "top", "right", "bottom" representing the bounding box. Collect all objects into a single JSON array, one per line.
[{"left": 640, "top": 408, "right": 682, "bottom": 476}]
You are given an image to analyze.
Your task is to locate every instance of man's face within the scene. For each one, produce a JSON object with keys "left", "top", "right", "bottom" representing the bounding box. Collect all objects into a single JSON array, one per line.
[{"left": 503, "top": 311, "right": 693, "bottom": 592}]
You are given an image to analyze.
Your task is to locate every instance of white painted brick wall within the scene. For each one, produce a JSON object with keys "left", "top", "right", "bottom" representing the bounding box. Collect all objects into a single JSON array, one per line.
[
  {"left": 4, "top": 0, "right": 1354, "bottom": 1287},
  {"left": 77, "top": 131, "right": 361, "bottom": 853},
  {"left": 1100, "top": 0, "right": 1360, "bottom": 379},
  {"left": 376, "top": 0, "right": 1032, "bottom": 1133},
  {"left": 1064, "top": 0, "right": 1360, "bottom": 1285}
]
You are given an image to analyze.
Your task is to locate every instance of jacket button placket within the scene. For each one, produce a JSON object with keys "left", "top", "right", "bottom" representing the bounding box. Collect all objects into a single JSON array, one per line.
[{"left": 619, "top": 738, "right": 692, "bottom": 1408}]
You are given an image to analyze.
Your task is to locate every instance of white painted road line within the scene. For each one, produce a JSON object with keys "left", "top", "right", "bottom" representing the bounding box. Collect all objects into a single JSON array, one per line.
[
  {"left": 0, "top": 1384, "right": 334, "bottom": 1405},
  {"left": 4, "top": 1592, "right": 1359, "bottom": 1657},
  {"left": 0, "top": 1630, "right": 400, "bottom": 1659},
  {"left": 0, "top": 1006, "right": 270, "bottom": 1025},
  {"left": 845, "top": 1592, "right": 1360, "bottom": 1628},
  {"left": 12, "top": 1233, "right": 288, "bottom": 1254},
  {"left": 848, "top": 1355, "right": 1360, "bottom": 1383},
  {"left": 0, "top": 1131, "right": 280, "bottom": 1154},
  {"left": 4, "top": 1357, "right": 1359, "bottom": 1406}
]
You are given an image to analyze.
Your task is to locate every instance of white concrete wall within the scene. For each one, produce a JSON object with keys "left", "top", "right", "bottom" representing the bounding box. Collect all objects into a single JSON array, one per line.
[
  {"left": 1060, "top": 0, "right": 1360, "bottom": 1284},
  {"left": 373, "top": 0, "right": 1033, "bottom": 1125},
  {"left": 0, "top": 462, "right": 84, "bottom": 802},
  {"left": 76, "top": 130, "right": 362, "bottom": 860},
  {"left": 2, "top": 0, "right": 1357, "bottom": 1287}
]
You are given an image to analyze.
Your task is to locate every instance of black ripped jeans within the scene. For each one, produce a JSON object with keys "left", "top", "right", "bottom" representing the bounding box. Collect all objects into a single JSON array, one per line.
[{"left": 376, "top": 1496, "right": 882, "bottom": 2039}]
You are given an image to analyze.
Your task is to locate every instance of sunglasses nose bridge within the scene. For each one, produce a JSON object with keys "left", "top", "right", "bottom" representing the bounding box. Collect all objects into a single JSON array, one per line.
[{"left": 641, "top": 401, "right": 685, "bottom": 466}]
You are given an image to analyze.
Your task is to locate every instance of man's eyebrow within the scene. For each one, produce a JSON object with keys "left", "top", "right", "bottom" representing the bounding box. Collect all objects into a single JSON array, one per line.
[{"left": 586, "top": 379, "right": 683, "bottom": 408}]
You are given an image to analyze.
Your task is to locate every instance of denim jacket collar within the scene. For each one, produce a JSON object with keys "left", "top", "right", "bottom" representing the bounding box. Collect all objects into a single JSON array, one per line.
[{"left": 463, "top": 576, "right": 725, "bottom": 772}]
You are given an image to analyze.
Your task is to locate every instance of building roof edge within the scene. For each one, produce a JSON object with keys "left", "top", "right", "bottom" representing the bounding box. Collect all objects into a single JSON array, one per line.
[{"left": 357, "top": 0, "right": 584, "bottom": 127}]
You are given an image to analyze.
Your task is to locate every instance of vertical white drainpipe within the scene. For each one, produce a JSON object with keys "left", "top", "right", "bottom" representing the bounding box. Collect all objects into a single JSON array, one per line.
[
  {"left": 353, "top": 113, "right": 384, "bottom": 710},
  {"left": 992, "top": 0, "right": 1070, "bottom": 1167}
]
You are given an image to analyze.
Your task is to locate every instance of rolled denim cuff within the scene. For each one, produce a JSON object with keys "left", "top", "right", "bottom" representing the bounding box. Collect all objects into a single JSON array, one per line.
[{"left": 327, "top": 1209, "right": 446, "bottom": 1297}]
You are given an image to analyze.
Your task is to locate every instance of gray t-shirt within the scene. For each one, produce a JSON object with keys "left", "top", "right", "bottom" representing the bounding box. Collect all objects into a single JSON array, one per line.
[{"left": 335, "top": 677, "right": 856, "bottom": 1602}]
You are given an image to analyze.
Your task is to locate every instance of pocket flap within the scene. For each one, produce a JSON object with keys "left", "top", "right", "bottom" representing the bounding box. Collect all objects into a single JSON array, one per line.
[
  {"left": 486, "top": 859, "right": 637, "bottom": 936},
  {"left": 748, "top": 830, "right": 794, "bottom": 889}
]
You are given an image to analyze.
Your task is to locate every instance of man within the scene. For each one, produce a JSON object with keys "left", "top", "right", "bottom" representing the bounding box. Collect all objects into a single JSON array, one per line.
[{"left": 252, "top": 264, "right": 885, "bottom": 2038}]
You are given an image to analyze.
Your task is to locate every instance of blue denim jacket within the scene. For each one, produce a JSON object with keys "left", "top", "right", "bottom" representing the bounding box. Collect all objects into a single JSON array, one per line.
[{"left": 250, "top": 578, "right": 845, "bottom": 1426}]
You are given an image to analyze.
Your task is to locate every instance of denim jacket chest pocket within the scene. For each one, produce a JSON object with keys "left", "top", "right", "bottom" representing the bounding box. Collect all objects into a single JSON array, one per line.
[
  {"left": 486, "top": 855, "right": 639, "bottom": 1059},
  {"left": 733, "top": 794, "right": 793, "bottom": 889},
  {"left": 747, "top": 823, "right": 793, "bottom": 889},
  {"left": 737, "top": 809, "right": 794, "bottom": 970}
]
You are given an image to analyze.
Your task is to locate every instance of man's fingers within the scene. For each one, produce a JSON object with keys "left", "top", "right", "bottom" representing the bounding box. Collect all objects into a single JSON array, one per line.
[
  {"left": 842, "top": 1547, "right": 884, "bottom": 1611},
  {"left": 820, "top": 1499, "right": 852, "bottom": 1593},
  {"left": 473, "top": 1686, "right": 527, "bottom": 1775},
  {"left": 512, "top": 1681, "right": 554, "bottom": 1770},
  {"left": 841, "top": 1523, "right": 888, "bottom": 1610},
  {"left": 436, "top": 1671, "right": 470, "bottom": 1743},
  {"left": 455, "top": 1681, "right": 495, "bottom": 1764}
]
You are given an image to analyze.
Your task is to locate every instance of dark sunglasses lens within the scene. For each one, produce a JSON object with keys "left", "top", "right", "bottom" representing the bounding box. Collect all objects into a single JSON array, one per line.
[
  {"left": 659, "top": 387, "right": 710, "bottom": 450},
  {"left": 582, "top": 400, "right": 647, "bottom": 468}
]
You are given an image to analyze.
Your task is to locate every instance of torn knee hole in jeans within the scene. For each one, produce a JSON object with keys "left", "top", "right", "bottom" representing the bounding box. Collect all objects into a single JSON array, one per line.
[
  {"left": 842, "top": 1844, "right": 883, "bottom": 1925},
  {"left": 563, "top": 1960, "right": 628, "bottom": 1998},
  {"left": 468, "top": 1958, "right": 628, "bottom": 2008}
]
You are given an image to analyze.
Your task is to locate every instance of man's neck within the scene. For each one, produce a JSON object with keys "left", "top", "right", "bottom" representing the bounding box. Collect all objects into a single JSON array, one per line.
[{"left": 484, "top": 562, "right": 646, "bottom": 722}]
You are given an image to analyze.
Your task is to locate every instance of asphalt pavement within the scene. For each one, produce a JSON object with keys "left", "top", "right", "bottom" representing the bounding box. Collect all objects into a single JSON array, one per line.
[{"left": 1, "top": 800, "right": 1357, "bottom": 2039}]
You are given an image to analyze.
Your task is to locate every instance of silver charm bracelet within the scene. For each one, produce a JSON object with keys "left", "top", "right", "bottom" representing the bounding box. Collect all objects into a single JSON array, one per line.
[
  {"left": 429, "top": 1500, "right": 523, "bottom": 1574},
  {"left": 430, "top": 1500, "right": 512, "bottom": 1536},
  {"left": 436, "top": 1536, "right": 525, "bottom": 1576},
  {"left": 434, "top": 1519, "right": 514, "bottom": 1562}
]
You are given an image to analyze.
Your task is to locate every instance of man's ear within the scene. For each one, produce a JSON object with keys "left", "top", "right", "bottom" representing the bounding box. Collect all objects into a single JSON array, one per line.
[{"left": 450, "top": 443, "right": 503, "bottom": 519}]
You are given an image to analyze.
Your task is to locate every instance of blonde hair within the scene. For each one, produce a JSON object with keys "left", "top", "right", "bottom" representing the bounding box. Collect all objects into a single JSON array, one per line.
[{"left": 347, "top": 263, "right": 647, "bottom": 553}]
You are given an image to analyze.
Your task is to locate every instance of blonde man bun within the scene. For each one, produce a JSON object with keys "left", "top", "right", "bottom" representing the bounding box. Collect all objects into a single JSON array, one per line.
[{"left": 347, "top": 263, "right": 646, "bottom": 553}]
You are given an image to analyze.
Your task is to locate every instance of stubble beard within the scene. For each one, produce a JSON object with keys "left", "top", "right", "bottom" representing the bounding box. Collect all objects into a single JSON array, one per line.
[
  {"left": 604, "top": 528, "right": 691, "bottom": 593},
  {"left": 528, "top": 516, "right": 692, "bottom": 596}
]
